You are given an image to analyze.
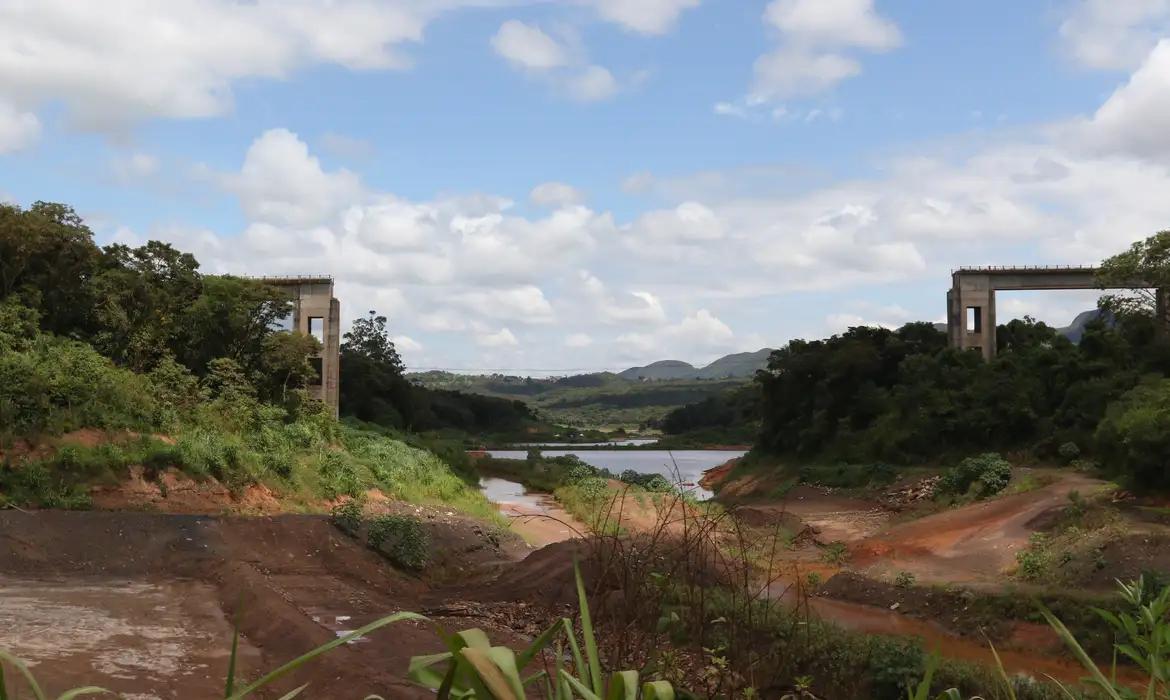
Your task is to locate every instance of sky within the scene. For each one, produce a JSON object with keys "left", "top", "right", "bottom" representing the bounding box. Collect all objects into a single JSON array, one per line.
[{"left": 3, "top": 0, "right": 1170, "bottom": 374}]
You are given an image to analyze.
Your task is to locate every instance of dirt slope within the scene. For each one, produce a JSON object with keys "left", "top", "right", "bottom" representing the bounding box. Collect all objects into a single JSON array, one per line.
[
  {"left": 0, "top": 511, "right": 540, "bottom": 699},
  {"left": 853, "top": 474, "right": 1105, "bottom": 584}
]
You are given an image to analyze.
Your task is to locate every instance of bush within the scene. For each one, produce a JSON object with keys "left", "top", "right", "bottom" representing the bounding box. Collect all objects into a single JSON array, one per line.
[
  {"left": 330, "top": 499, "right": 364, "bottom": 537},
  {"left": 367, "top": 514, "right": 429, "bottom": 570},
  {"left": 1057, "top": 441, "right": 1081, "bottom": 463},
  {"left": 1096, "top": 379, "right": 1170, "bottom": 488},
  {"left": 867, "top": 636, "right": 924, "bottom": 700},
  {"left": 894, "top": 571, "right": 916, "bottom": 589},
  {"left": 937, "top": 453, "right": 1012, "bottom": 500}
]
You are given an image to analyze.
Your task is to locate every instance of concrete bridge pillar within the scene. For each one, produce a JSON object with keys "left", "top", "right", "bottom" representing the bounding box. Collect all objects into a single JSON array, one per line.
[{"left": 947, "top": 274, "right": 996, "bottom": 360}]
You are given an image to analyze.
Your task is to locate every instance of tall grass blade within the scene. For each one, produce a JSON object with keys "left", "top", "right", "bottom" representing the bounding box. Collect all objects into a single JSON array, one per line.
[
  {"left": 460, "top": 648, "right": 519, "bottom": 700},
  {"left": 1040, "top": 607, "right": 1126, "bottom": 700},
  {"left": 907, "top": 652, "right": 938, "bottom": 700},
  {"left": 55, "top": 688, "right": 110, "bottom": 700},
  {"left": 1, "top": 662, "right": 7, "bottom": 700},
  {"left": 274, "top": 684, "right": 308, "bottom": 700},
  {"left": 226, "top": 612, "right": 426, "bottom": 699},
  {"left": 517, "top": 620, "right": 563, "bottom": 670},
  {"left": 225, "top": 602, "right": 242, "bottom": 698},
  {"left": 0, "top": 650, "right": 48, "bottom": 700},
  {"left": 561, "top": 670, "right": 602, "bottom": 700},
  {"left": 605, "top": 670, "right": 638, "bottom": 700},
  {"left": 984, "top": 636, "right": 1018, "bottom": 700},
  {"left": 562, "top": 618, "right": 587, "bottom": 685},
  {"left": 641, "top": 681, "right": 675, "bottom": 700},
  {"left": 573, "top": 559, "right": 603, "bottom": 694}
]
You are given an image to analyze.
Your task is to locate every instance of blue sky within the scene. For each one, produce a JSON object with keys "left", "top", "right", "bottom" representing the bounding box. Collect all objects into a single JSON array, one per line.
[{"left": 3, "top": 0, "right": 1170, "bottom": 373}]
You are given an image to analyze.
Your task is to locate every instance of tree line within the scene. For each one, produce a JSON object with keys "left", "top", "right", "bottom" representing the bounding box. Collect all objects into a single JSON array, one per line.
[
  {"left": 664, "top": 231, "right": 1170, "bottom": 489},
  {"left": 0, "top": 200, "right": 537, "bottom": 439}
]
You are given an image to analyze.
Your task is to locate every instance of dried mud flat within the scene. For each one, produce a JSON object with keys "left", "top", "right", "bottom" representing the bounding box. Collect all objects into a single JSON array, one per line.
[{"left": 0, "top": 511, "right": 549, "bottom": 699}]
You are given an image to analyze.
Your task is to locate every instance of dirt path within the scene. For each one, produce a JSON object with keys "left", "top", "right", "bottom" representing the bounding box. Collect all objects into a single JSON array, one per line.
[
  {"left": 736, "top": 486, "right": 890, "bottom": 543},
  {"left": 497, "top": 498, "right": 588, "bottom": 548},
  {"left": 852, "top": 473, "right": 1106, "bottom": 584}
]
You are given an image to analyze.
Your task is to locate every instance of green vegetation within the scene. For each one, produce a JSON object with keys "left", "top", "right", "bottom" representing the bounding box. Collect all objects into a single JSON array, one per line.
[
  {"left": 412, "top": 369, "right": 746, "bottom": 433},
  {"left": 0, "top": 201, "right": 496, "bottom": 519},
  {"left": 409, "top": 562, "right": 677, "bottom": 700},
  {"left": 747, "top": 231, "right": 1170, "bottom": 489},
  {"left": 936, "top": 453, "right": 1013, "bottom": 500}
]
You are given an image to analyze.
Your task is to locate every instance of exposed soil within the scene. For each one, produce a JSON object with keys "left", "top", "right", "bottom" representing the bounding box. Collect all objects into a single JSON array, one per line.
[
  {"left": 735, "top": 485, "right": 890, "bottom": 543},
  {"left": 0, "top": 510, "right": 548, "bottom": 699},
  {"left": 851, "top": 474, "right": 1105, "bottom": 585}
]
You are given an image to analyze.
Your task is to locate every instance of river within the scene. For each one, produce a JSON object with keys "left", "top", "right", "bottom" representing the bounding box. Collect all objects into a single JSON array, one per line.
[{"left": 482, "top": 449, "right": 745, "bottom": 501}]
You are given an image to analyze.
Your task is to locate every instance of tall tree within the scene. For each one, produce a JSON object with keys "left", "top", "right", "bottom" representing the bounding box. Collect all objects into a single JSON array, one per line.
[
  {"left": 1097, "top": 230, "right": 1170, "bottom": 319},
  {"left": 0, "top": 202, "right": 100, "bottom": 337}
]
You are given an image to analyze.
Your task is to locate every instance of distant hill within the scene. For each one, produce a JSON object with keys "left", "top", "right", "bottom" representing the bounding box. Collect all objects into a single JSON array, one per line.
[
  {"left": 619, "top": 349, "right": 774, "bottom": 381},
  {"left": 1058, "top": 308, "right": 1114, "bottom": 343}
]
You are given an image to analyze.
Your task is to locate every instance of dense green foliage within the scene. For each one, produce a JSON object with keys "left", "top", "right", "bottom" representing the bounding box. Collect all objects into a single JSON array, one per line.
[
  {"left": 340, "top": 312, "right": 548, "bottom": 438},
  {"left": 937, "top": 453, "right": 1013, "bottom": 500},
  {"left": 659, "top": 384, "right": 759, "bottom": 445},
  {"left": 0, "top": 202, "right": 497, "bottom": 519},
  {"left": 412, "top": 370, "right": 745, "bottom": 431}
]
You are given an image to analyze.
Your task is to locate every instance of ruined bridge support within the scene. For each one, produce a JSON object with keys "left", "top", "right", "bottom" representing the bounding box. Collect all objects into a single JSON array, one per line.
[
  {"left": 947, "top": 266, "right": 1169, "bottom": 360},
  {"left": 258, "top": 276, "right": 341, "bottom": 417}
]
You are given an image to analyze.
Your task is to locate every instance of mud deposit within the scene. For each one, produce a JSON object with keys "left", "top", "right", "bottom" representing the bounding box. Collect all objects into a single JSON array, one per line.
[{"left": 0, "top": 578, "right": 259, "bottom": 698}]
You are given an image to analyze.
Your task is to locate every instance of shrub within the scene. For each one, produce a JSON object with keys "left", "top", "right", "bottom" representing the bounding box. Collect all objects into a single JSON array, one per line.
[
  {"left": 1057, "top": 441, "right": 1081, "bottom": 463},
  {"left": 1096, "top": 379, "right": 1170, "bottom": 488},
  {"left": 316, "top": 449, "right": 365, "bottom": 499},
  {"left": 367, "top": 514, "right": 429, "bottom": 570},
  {"left": 894, "top": 571, "right": 916, "bottom": 589},
  {"left": 937, "top": 453, "right": 1012, "bottom": 500},
  {"left": 867, "top": 636, "right": 924, "bottom": 700},
  {"left": 821, "top": 541, "right": 850, "bottom": 565},
  {"left": 330, "top": 498, "right": 364, "bottom": 537}
]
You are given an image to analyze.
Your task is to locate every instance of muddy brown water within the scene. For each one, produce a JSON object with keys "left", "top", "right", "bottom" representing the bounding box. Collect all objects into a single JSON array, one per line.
[{"left": 0, "top": 577, "right": 261, "bottom": 699}]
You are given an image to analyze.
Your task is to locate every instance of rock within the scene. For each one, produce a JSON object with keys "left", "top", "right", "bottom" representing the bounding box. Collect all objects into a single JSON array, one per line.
[{"left": 890, "top": 602, "right": 900, "bottom": 611}]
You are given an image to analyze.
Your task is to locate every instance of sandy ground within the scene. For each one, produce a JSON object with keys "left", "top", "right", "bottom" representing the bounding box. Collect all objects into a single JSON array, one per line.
[{"left": 852, "top": 473, "right": 1105, "bottom": 584}]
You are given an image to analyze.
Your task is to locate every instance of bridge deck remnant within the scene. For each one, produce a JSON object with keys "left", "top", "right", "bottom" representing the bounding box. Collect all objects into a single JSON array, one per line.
[{"left": 947, "top": 265, "right": 1167, "bottom": 360}]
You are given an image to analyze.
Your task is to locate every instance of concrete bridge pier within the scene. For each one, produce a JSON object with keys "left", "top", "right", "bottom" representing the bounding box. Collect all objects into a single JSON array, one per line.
[{"left": 947, "top": 266, "right": 1170, "bottom": 360}]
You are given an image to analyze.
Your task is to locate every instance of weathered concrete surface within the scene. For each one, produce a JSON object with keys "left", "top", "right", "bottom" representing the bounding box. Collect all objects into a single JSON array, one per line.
[
  {"left": 947, "top": 266, "right": 1166, "bottom": 359},
  {"left": 259, "top": 276, "right": 341, "bottom": 417}
]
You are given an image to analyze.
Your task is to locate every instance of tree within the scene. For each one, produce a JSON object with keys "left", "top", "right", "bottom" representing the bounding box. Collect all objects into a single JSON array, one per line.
[
  {"left": 178, "top": 276, "right": 292, "bottom": 376},
  {"left": 1097, "top": 230, "right": 1170, "bottom": 319},
  {"left": 0, "top": 202, "right": 100, "bottom": 337},
  {"left": 89, "top": 241, "right": 203, "bottom": 369},
  {"left": 342, "top": 311, "right": 404, "bottom": 372},
  {"left": 339, "top": 311, "right": 411, "bottom": 426},
  {"left": 261, "top": 331, "right": 323, "bottom": 403}
]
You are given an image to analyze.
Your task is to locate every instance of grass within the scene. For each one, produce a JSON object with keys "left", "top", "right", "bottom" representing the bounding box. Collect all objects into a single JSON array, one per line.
[{"left": 1, "top": 423, "right": 502, "bottom": 523}]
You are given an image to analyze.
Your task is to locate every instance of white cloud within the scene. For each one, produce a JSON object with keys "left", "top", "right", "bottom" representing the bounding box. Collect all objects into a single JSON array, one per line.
[
  {"left": 565, "top": 333, "right": 593, "bottom": 348},
  {"left": 225, "top": 128, "right": 363, "bottom": 228},
  {"left": 1079, "top": 40, "right": 1170, "bottom": 159},
  {"left": 392, "top": 335, "right": 423, "bottom": 353},
  {"left": 0, "top": 102, "right": 40, "bottom": 153},
  {"left": 110, "top": 152, "right": 160, "bottom": 180},
  {"left": 490, "top": 19, "right": 624, "bottom": 102},
  {"left": 346, "top": 200, "right": 437, "bottom": 251},
  {"left": 454, "top": 286, "right": 556, "bottom": 324},
  {"left": 0, "top": 0, "right": 471, "bottom": 131},
  {"left": 764, "top": 0, "right": 901, "bottom": 50},
  {"left": 476, "top": 327, "right": 519, "bottom": 348},
  {"left": 750, "top": 0, "right": 901, "bottom": 100},
  {"left": 566, "top": 65, "right": 620, "bottom": 102},
  {"left": 630, "top": 201, "right": 725, "bottom": 243},
  {"left": 491, "top": 20, "right": 570, "bottom": 71},
  {"left": 589, "top": 0, "right": 700, "bottom": 35},
  {"left": 530, "top": 181, "right": 585, "bottom": 208},
  {"left": 1059, "top": 0, "right": 1170, "bottom": 70},
  {"left": 617, "top": 309, "right": 737, "bottom": 361}
]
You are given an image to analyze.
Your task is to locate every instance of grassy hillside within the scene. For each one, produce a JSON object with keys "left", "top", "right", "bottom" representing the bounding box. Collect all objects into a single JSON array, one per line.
[{"left": 409, "top": 370, "right": 747, "bottom": 431}]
